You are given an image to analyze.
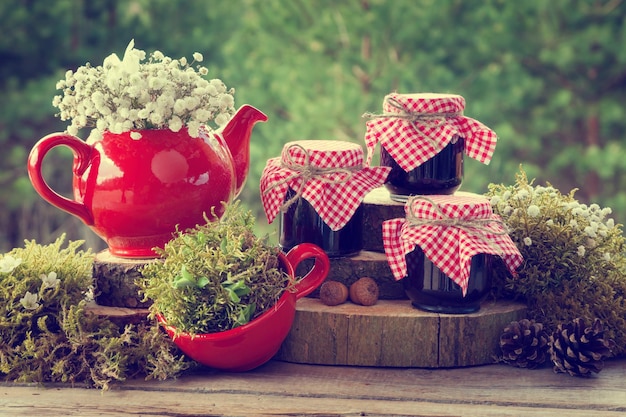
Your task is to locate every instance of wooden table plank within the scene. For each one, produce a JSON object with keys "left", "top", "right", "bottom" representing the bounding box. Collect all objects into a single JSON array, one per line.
[
  {"left": 2, "top": 359, "right": 625, "bottom": 417},
  {"left": 3, "top": 387, "right": 624, "bottom": 417}
]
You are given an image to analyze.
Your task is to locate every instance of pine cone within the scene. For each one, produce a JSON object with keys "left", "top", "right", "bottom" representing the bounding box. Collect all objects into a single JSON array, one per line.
[
  {"left": 499, "top": 319, "right": 550, "bottom": 369},
  {"left": 550, "top": 318, "right": 613, "bottom": 377}
]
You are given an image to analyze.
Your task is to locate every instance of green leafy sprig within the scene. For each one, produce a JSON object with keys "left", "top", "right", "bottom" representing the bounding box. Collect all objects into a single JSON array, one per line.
[{"left": 139, "top": 202, "right": 292, "bottom": 335}]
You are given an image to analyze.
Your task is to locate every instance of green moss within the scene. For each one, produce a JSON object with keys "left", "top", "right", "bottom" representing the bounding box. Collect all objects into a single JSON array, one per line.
[
  {"left": 138, "top": 201, "right": 291, "bottom": 335},
  {"left": 0, "top": 236, "right": 189, "bottom": 389},
  {"left": 487, "top": 169, "right": 626, "bottom": 356}
]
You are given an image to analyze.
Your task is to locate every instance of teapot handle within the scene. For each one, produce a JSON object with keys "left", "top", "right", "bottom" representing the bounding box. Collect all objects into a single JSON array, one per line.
[
  {"left": 284, "top": 243, "right": 330, "bottom": 299},
  {"left": 27, "top": 133, "right": 94, "bottom": 225}
]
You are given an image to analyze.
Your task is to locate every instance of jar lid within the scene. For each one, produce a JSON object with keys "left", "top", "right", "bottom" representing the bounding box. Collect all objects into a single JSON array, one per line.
[
  {"left": 382, "top": 192, "right": 523, "bottom": 295},
  {"left": 364, "top": 92, "right": 498, "bottom": 172},
  {"left": 407, "top": 191, "right": 493, "bottom": 221},
  {"left": 391, "top": 93, "right": 466, "bottom": 113},
  {"left": 280, "top": 140, "right": 364, "bottom": 169},
  {"left": 260, "top": 140, "right": 390, "bottom": 231}
]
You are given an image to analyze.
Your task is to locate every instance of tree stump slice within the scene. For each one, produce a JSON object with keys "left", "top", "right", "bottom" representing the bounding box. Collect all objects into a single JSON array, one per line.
[
  {"left": 361, "top": 187, "right": 404, "bottom": 253},
  {"left": 85, "top": 301, "right": 150, "bottom": 328},
  {"left": 275, "top": 298, "right": 527, "bottom": 368},
  {"left": 93, "top": 250, "right": 157, "bottom": 308},
  {"left": 296, "top": 251, "right": 406, "bottom": 300}
]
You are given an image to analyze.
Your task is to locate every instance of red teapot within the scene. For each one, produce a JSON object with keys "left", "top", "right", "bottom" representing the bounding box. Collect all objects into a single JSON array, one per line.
[{"left": 27, "top": 105, "right": 267, "bottom": 258}]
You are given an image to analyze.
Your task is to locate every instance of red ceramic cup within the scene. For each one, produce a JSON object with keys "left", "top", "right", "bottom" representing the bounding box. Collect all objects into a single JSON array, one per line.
[{"left": 157, "top": 243, "right": 330, "bottom": 371}]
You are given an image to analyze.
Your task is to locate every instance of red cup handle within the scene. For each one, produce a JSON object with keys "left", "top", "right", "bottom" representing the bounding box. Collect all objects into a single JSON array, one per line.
[
  {"left": 27, "top": 133, "right": 94, "bottom": 225},
  {"left": 285, "top": 243, "right": 330, "bottom": 299}
]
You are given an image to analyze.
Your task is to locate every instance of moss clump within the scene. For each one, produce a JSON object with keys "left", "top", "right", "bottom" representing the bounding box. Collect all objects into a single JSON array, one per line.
[
  {"left": 0, "top": 236, "right": 189, "bottom": 389},
  {"left": 139, "top": 202, "right": 292, "bottom": 335},
  {"left": 486, "top": 169, "right": 626, "bottom": 356}
]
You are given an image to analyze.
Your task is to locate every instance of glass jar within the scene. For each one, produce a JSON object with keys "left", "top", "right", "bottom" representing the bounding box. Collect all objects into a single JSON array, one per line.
[
  {"left": 382, "top": 193, "right": 523, "bottom": 315},
  {"left": 402, "top": 247, "right": 494, "bottom": 314},
  {"left": 261, "top": 140, "right": 390, "bottom": 259},
  {"left": 364, "top": 93, "right": 499, "bottom": 201},
  {"left": 279, "top": 188, "right": 363, "bottom": 257},
  {"left": 381, "top": 136, "right": 464, "bottom": 201}
]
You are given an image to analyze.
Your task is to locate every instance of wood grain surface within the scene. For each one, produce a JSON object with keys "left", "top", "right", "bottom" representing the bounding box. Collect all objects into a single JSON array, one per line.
[
  {"left": 2, "top": 358, "right": 625, "bottom": 416},
  {"left": 276, "top": 298, "right": 527, "bottom": 367},
  {"left": 92, "top": 250, "right": 155, "bottom": 308}
]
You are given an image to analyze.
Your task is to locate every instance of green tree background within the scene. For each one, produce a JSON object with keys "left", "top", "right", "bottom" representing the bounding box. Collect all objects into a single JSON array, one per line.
[{"left": 1, "top": 0, "right": 625, "bottom": 252}]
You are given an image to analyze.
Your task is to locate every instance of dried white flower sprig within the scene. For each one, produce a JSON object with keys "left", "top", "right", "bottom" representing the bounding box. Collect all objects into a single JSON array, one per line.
[
  {"left": 486, "top": 169, "right": 625, "bottom": 297},
  {"left": 53, "top": 40, "right": 236, "bottom": 141}
]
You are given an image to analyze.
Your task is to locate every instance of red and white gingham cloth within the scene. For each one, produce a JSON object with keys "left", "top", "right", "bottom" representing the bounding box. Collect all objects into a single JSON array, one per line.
[
  {"left": 364, "top": 93, "right": 498, "bottom": 171},
  {"left": 260, "top": 140, "right": 390, "bottom": 231},
  {"left": 382, "top": 193, "right": 522, "bottom": 296}
]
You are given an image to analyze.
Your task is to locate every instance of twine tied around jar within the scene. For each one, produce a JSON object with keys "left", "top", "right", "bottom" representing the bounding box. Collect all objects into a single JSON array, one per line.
[
  {"left": 363, "top": 96, "right": 463, "bottom": 151},
  {"left": 262, "top": 143, "right": 363, "bottom": 212},
  {"left": 405, "top": 195, "right": 508, "bottom": 256}
]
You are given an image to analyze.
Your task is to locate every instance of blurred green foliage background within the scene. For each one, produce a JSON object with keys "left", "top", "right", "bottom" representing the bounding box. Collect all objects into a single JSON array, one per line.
[{"left": 1, "top": 0, "right": 625, "bottom": 252}]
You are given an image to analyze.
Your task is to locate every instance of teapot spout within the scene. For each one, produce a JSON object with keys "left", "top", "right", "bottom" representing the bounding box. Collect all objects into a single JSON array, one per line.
[{"left": 220, "top": 104, "right": 268, "bottom": 197}]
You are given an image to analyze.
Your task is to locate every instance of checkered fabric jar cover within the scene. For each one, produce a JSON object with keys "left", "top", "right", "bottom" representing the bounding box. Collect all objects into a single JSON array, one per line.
[
  {"left": 261, "top": 140, "right": 390, "bottom": 231},
  {"left": 364, "top": 93, "right": 498, "bottom": 171},
  {"left": 382, "top": 193, "right": 523, "bottom": 295}
]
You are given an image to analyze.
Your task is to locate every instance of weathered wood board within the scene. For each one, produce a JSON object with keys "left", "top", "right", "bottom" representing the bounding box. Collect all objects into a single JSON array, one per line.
[
  {"left": 275, "top": 298, "right": 527, "bottom": 367},
  {"left": 3, "top": 358, "right": 626, "bottom": 417}
]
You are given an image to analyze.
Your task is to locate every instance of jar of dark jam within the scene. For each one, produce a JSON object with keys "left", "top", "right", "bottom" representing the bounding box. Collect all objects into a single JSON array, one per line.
[
  {"left": 402, "top": 247, "right": 494, "bottom": 314},
  {"left": 381, "top": 136, "right": 464, "bottom": 201},
  {"left": 364, "top": 93, "right": 499, "bottom": 201},
  {"left": 279, "top": 188, "right": 363, "bottom": 257},
  {"left": 261, "top": 140, "right": 390, "bottom": 259}
]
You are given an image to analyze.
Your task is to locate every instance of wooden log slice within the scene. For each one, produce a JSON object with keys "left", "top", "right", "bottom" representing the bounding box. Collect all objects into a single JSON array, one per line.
[
  {"left": 275, "top": 298, "right": 527, "bottom": 368},
  {"left": 360, "top": 187, "right": 488, "bottom": 253},
  {"left": 93, "top": 250, "right": 157, "bottom": 308},
  {"left": 296, "top": 250, "right": 406, "bottom": 300},
  {"left": 361, "top": 187, "right": 405, "bottom": 253},
  {"left": 85, "top": 301, "right": 150, "bottom": 328}
]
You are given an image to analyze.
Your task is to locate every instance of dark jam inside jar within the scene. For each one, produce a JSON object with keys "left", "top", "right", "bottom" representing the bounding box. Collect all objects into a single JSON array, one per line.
[
  {"left": 402, "top": 246, "right": 493, "bottom": 314},
  {"left": 380, "top": 136, "right": 464, "bottom": 201},
  {"left": 279, "top": 188, "right": 363, "bottom": 258}
]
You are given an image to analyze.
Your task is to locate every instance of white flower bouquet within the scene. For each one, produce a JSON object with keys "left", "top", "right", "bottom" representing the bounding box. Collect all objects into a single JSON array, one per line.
[{"left": 52, "top": 40, "right": 236, "bottom": 141}]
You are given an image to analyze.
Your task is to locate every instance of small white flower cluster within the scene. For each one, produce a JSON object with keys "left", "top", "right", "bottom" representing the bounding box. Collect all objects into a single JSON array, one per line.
[
  {"left": 53, "top": 40, "right": 236, "bottom": 141},
  {"left": 18, "top": 272, "right": 61, "bottom": 311},
  {"left": 490, "top": 181, "right": 618, "bottom": 262},
  {"left": 1, "top": 266, "right": 62, "bottom": 312},
  {"left": 0, "top": 255, "right": 22, "bottom": 273},
  {"left": 20, "top": 291, "right": 40, "bottom": 310}
]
